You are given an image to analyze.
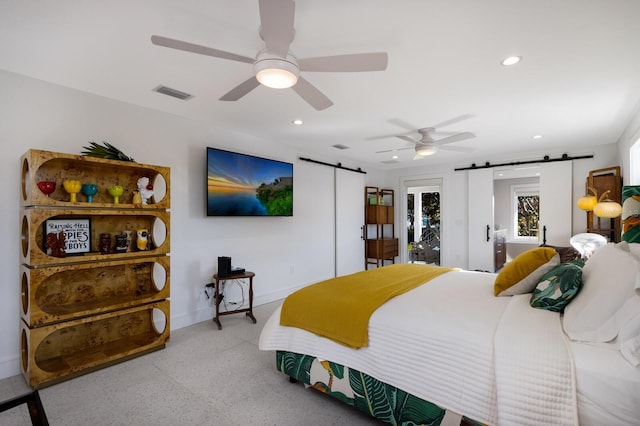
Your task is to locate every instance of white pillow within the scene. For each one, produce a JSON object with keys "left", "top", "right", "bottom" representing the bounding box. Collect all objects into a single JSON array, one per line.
[
  {"left": 620, "top": 335, "right": 640, "bottom": 367},
  {"left": 627, "top": 242, "right": 640, "bottom": 259},
  {"left": 563, "top": 243, "right": 640, "bottom": 342},
  {"left": 618, "top": 310, "right": 640, "bottom": 343}
]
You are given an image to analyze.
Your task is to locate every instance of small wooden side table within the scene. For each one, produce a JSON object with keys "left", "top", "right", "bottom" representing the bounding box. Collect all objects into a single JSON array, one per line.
[{"left": 212, "top": 271, "right": 256, "bottom": 330}]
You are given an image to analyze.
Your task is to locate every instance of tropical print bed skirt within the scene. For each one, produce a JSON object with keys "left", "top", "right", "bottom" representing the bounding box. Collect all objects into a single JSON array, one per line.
[{"left": 276, "top": 351, "right": 485, "bottom": 426}]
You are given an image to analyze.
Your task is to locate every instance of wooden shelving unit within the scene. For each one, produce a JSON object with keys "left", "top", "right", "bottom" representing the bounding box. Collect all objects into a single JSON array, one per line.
[
  {"left": 586, "top": 166, "right": 622, "bottom": 242},
  {"left": 364, "top": 186, "right": 398, "bottom": 269},
  {"left": 20, "top": 149, "right": 171, "bottom": 388}
]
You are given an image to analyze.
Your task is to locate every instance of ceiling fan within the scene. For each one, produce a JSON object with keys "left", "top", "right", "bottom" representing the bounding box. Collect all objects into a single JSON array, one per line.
[
  {"left": 376, "top": 127, "right": 475, "bottom": 159},
  {"left": 151, "top": 0, "right": 388, "bottom": 111}
]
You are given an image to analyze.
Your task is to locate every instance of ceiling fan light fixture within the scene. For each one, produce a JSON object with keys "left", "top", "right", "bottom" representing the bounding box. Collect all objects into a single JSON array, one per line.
[
  {"left": 254, "top": 57, "right": 300, "bottom": 89},
  {"left": 501, "top": 55, "right": 522, "bottom": 66},
  {"left": 415, "top": 145, "right": 438, "bottom": 156}
]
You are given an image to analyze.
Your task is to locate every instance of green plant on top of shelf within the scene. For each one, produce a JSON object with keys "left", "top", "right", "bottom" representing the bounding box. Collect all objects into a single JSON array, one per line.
[{"left": 81, "top": 141, "right": 135, "bottom": 162}]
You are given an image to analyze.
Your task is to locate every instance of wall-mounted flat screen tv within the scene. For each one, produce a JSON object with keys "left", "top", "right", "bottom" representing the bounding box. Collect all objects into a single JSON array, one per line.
[{"left": 207, "top": 147, "right": 293, "bottom": 216}]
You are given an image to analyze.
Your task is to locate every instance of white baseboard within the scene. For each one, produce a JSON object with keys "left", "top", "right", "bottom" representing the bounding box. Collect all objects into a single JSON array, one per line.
[
  {"left": 169, "top": 284, "right": 300, "bottom": 331},
  {"left": 0, "top": 354, "right": 21, "bottom": 381}
]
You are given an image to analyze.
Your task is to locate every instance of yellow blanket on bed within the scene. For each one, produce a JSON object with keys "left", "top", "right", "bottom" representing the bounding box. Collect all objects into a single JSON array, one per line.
[{"left": 280, "top": 263, "right": 454, "bottom": 349}]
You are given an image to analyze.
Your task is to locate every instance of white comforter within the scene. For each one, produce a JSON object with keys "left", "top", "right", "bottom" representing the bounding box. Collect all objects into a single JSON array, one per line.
[{"left": 259, "top": 270, "right": 578, "bottom": 426}]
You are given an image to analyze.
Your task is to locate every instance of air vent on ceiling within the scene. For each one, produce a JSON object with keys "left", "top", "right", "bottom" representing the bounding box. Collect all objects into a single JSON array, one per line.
[
  {"left": 332, "top": 144, "right": 350, "bottom": 150},
  {"left": 153, "top": 85, "right": 194, "bottom": 100}
]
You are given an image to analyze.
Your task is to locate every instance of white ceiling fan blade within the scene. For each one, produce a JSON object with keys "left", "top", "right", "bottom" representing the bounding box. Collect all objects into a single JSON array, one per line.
[
  {"left": 299, "top": 53, "right": 388, "bottom": 72},
  {"left": 396, "top": 135, "right": 418, "bottom": 144},
  {"left": 376, "top": 146, "right": 415, "bottom": 154},
  {"left": 219, "top": 77, "right": 261, "bottom": 101},
  {"left": 388, "top": 118, "right": 417, "bottom": 132},
  {"left": 433, "top": 132, "right": 475, "bottom": 145},
  {"left": 259, "top": 0, "right": 295, "bottom": 58},
  {"left": 432, "top": 114, "right": 475, "bottom": 129},
  {"left": 438, "top": 145, "right": 475, "bottom": 153},
  {"left": 291, "top": 77, "right": 333, "bottom": 110},
  {"left": 151, "top": 35, "right": 254, "bottom": 64}
]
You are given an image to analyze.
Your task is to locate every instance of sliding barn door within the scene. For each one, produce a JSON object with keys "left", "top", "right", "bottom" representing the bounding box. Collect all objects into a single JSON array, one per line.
[
  {"left": 539, "top": 161, "right": 573, "bottom": 246},
  {"left": 468, "top": 168, "right": 495, "bottom": 271},
  {"left": 335, "top": 168, "right": 365, "bottom": 276}
]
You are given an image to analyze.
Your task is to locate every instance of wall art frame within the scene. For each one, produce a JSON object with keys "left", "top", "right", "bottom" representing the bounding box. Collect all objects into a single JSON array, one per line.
[{"left": 43, "top": 218, "right": 92, "bottom": 256}]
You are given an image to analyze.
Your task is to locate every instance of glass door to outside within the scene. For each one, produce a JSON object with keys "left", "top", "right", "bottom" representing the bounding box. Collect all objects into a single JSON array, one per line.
[{"left": 407, "top": 184, "right": 441, "bottom": 266}]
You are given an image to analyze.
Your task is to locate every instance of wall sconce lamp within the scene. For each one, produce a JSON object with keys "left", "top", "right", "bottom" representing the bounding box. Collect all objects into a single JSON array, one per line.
[
  {"left": 577, "top": 187, "right": 598, "bottom": 212},
  {"left": 593, "top": 190, "right": 623, "bottom": 218}
]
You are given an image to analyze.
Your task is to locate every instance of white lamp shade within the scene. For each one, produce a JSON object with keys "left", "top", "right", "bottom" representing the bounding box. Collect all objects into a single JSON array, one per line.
[
  {"left": 254, "top": 58, "right": 299, "bottom": 89},
  {"left": 593, "top": 200, "right": 622, "bottom": 218},
  {"left": 570, "top": 232, "right": 607, "bottom": 259},
  {"left": 415, "top": 145, "right": 437, "bottom": 156}
]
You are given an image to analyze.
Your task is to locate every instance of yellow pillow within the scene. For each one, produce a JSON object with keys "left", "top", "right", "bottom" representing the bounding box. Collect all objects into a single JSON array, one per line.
[{"left": 494, "top": 247, "right": 560, "bottom": 296}]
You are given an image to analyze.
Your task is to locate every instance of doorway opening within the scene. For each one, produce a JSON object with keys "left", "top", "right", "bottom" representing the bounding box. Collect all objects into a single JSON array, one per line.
[
  {"left": 630, "top": 135, "right": 640, "bottom": 185},
  {"left": 406, "top": 180, "right": 441, "bottom": 265}
]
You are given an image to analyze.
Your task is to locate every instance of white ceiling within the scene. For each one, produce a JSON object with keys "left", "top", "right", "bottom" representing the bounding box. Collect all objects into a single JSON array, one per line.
[{"left": 2, "top": 0, "right": 640, "bottom": 170}]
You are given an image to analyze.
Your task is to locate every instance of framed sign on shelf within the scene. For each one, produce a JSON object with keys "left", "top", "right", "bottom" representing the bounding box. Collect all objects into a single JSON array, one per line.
[{"left": 43, "top": 218, "right": 91, "bottom": 256}]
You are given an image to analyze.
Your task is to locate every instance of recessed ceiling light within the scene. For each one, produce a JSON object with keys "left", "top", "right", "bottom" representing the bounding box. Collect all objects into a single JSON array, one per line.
[
  {"left": 292, "top": 119, "right": 303, "bottom": 125},
  {"left": 533, "top": 134, "right": 543, "bottom": 139},
  {"left": 392, "top": 155, "right": 398, "bottom": 159},
  {"left": 501, "top": 56, "right": 522, "bottom": 66}
]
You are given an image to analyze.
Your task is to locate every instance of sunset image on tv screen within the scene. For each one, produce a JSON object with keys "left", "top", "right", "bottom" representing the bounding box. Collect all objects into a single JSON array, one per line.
[{"left": 207, "top": 148, "right": 293, "bottom": 216}]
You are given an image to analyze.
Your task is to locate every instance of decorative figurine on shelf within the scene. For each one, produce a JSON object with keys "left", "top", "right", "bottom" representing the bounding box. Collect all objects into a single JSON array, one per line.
[
  {"left": 99, "top": 233, "right": 111, "bottom": 254},
  {"left": 108, "top": 185, "right": 124, "bottom": 204},
  {"left": 132, "top": 190, "right": 142, "bottom": 205},
  {"left": 63, "top": 179, "right": 82, "bottom": 203},
  {"left": 45, "top": 231, "right": 66, "bottom": 258},
  {"left": 81, "top": 183, "right": 98, "bottom": 203},
  {"left": 37, "top": 181, "right": 56, "bottom": 197},
  {"left": 123, "top": 230, "right": 133, "bottom": 252},
  {"left": 115, "top": 233, "right": 128, "bottom": 253},
  {"left": 136, "top": 177, "right": 154, "bottom": 205},
  {"left": 136, "top": 229, "right": 149, "bottom": 251}
]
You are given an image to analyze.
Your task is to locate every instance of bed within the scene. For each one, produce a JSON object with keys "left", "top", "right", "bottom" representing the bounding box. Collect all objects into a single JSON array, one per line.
[{"left": 259, "top": 243, "right": 640, "bottom": 425}]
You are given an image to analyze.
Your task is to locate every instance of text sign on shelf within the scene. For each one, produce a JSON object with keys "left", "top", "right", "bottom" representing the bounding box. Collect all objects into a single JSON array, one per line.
[{"left": 44, "top": 219, "right": 91, "bottom": 254}]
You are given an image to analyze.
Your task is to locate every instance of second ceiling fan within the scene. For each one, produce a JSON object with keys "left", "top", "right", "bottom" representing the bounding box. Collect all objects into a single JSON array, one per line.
[
  {"left": 377, "top": 127, "right": 476, "bottom": 159},
  {"left": 151, "top": 0, "right": 388, "bottom": 111}
]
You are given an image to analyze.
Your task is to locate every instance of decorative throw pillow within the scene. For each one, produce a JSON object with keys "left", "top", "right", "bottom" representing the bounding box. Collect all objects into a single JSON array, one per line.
[
  {"left": 530, "top": 259, "right": 584, "bottom": 312},
  {"left": 494, "top": 247, "right": 560, "bottom": 296},
  {"left": 563, "top": 243, "right": 640, "bottom": 342},
  {"left": 539, "top": 244, "right": 581, "bottom": 263}
]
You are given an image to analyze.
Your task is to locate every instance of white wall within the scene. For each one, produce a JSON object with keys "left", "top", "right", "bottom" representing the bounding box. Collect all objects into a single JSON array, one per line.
[
  {"left": 0, "top": 70, "right": 383, "bottom": 379},
  {"left": 618, "top": 102, "right": 640, "bottom": 184}
]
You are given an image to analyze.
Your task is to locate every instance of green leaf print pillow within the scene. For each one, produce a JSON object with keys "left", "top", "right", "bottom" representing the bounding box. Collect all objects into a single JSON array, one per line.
[{"left": 530, "top": 259, "right": 585, "bottom": 312}]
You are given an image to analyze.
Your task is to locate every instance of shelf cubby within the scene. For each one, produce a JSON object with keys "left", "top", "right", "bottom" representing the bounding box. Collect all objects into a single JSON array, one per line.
[
  {"left": 21, "top": 208, "right": 170, "bottom": 267},
  {"left": 21, "top": 149, "right": 170, "bottom": 209},
  {"left": 21, "top": 256, "right": 170, "bottom": 327},
  {"left": 21, "top": 300, "right": 170, "bottom": 388}
]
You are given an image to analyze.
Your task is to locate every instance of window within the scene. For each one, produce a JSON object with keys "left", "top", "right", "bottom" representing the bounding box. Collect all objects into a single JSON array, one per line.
[{"left": 512, "top": 184, "right": 539, "bottom": 240}]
